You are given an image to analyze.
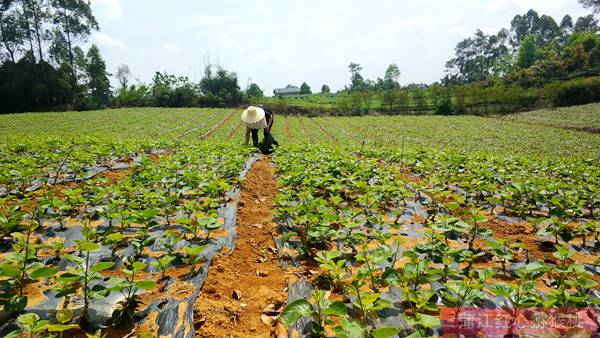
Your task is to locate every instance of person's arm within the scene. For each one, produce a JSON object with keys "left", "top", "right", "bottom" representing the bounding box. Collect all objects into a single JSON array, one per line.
[
  {"left": 267, "top": 113, "right": 274, "bottom": 133},
  {"left": 244, "top": 127, "right": 250, "bottom": 145}
]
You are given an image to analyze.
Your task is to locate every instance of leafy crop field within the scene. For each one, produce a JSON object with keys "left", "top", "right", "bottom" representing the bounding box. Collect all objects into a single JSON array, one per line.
[
  {"left": 0, "top": 105, "right": 599, "bottom": 337},
  {"left": 500, "top": 103, "right": 600, "bottom": 134}
]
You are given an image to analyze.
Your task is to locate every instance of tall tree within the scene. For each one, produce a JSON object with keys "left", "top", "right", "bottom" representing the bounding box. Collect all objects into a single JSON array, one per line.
[
  {"left": 560, "top": 15, "right": 574, "bottom": 34},
  {"left": 299, "top": 82, "right": 311, "bottom": 95},
  {"left": 21, "top": 0, "right": 50, "bottom": 62},
  {"left": 510, "top": 10, "right": 541, "bottom": 49},
  {"left": 579, "top": 0, "right": 600, "bottom": 14},
  {"left": 538, "top": 15, "right": 561, "bottom": 45},
  {"left": 116, "top": 64, "right": 131, "bottom": 90},
  {"left": 199, "top": 64, "right": 242, "bottom": 107},
  {"left": 321, "top": 84, "right": 330, "bottom": 93},
  {"left": 85, "top": 44, "right": 110, "bottom": 107},
  {"left": 517, "top": 34, "right": 538, "bottom": 68},
  {"left": 0, "top": 3, "right": 25, "bottom": 62},
  {"left": 348, "top": 62, "right": 365, "bottom": 91},
  {"left": 383, "top": 63, "right": 400, "bottom": 89},
  {"left": 52, "top": 0, "right": 98, "bottom": 72},
  {"left": 444, "top": 29, "right": 507, "bottom": 84},
  {"left": 574, "top": 15, "right": 600, "bottom": 32},
  {"left": 246, "top": 83, "right": 263, "bottom": 98}
]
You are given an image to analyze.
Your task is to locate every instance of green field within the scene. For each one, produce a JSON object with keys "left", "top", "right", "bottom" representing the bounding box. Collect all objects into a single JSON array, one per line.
[
  {"left": 1, "top": 104, "right": 599, "bottom": 337},
  {"left": 500, "top": 103, "right": 600, "bottom": 133}
]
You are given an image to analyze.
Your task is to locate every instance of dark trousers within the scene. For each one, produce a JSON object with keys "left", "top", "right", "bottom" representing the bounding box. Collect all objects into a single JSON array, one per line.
[{"left": 251, "top": 128, "right": 268, "bottom": 146}]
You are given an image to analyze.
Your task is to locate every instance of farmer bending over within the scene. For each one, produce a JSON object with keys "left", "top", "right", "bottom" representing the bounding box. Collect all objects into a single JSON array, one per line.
[{"left": 242, "top": 105, "right": 274, "bottom": 147}]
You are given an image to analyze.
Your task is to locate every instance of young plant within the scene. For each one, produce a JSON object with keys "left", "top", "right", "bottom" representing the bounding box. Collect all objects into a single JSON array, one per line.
[
  {"left": 5, "top": 312, "right": 50, "bottom": 338},
  {"left": 57, "top": 241, "right": 115, "bottom": 325},
  {"left": 280, "top": 289, "right": 347, "bottom": 336},
  {"left": 486, "top": 239, "right": 513, "bottom": 275},
  {"left": 462, "top": 207, "right": 492, "bottom": 251},
  {"left": 48, "top": 309, "right": 80, "bottom": 338},
  {"left": 108, "top": 258, "right": 156, "bottom": 328},
  {"left": 540, "top": 217, "right": 571, "bottom": 245},
  {"left": 441, "top": 268, "right": 494, "bottom": 322},
  {"left": 315, "top": 250, "right": 348, "bottom": 292},
  {"left": 150, "top": 255, "right": 176, "bottom": 281},
  {"left": 348, "top": 279, "right": 391, "bottom": 323},
  {"left": 183, "top": 244, "right": 207, "bottom": 274},
  {"left": 161, "top": 229, "right": 183, "bottom": 255},
  {"left": 130, "top": 229, "right": 155, "bottom": 259},
  {"left": 489, "top": 262, "right": 547, "bottom": 333},
  {"left": 104, "top": 233, "right": 124, "bottom": 258},
  {"left": 198, "top": 216, "right": 220, "bottom": 243}
]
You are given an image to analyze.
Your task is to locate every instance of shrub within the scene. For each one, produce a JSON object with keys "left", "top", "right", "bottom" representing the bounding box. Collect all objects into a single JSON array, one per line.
[
  {"left": 435, "top": 96, "right": 454, "bottom": 115},
  {"left": 553, "top": 77, "right": 600, "bottom": 107}
]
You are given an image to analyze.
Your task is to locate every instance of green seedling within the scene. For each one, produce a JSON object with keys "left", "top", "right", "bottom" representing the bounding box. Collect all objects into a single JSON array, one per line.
[
  {"left": 108, "top": 258, "right": 156, "bottom": 328},
  {"left": 57, "top": 241, "right": 114, "bottom": 324},
  {"left": 150, "top": 255, "right": 176, "bottom": 280},
  {"left": 183, "top": 244, "right": 207, "bottom": 274}
]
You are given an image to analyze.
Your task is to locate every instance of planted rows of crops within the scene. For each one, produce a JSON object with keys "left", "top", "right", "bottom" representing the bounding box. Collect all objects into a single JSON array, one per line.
[
  {"left": 0, "top": 109, "right": 237, "bottom": 199},
  {"left": 0, "top": 106, "right": 598, "bottom": 337},
  {"left": 0, "top": 142, "right": 253, "bottom": 337},
  {"left": 275, "top": 144, "right": 599, "bottom": 337}
]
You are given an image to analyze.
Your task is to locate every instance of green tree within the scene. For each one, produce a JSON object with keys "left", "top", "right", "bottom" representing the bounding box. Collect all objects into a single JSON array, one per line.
[
  {"left": 51, "top": 0, "right": 98, "bottom": 74},
  {"left": 299, "top": 82, "right": 311, "bottom": 95},
  {"left": 116, "top": 64, "right": 131, "bottom": 91},
  {"left": 579, "top": 0, "right": 600, "bottom": 14},
  {"left": 199, "top": 64, "right": 243, "bottom": 107},
  {"left": 246, "top": 83, "right": 263, "bottom": 98},
  {"left": 348, "top": 62, "right": 365, "bottom": 91},
  {"left": 321, "top": 84, "right": 330, "bottom": 93},
  {"left": 383, "top": 63, "right": 400, "bottom": 89},
  {"left": 444, "top": 29, "right": 508, "bottom": 84},
  {"left": 560, "top": 15, "right": 574, "bottom": 34},
  {"left": 589, "top": 44, "right": 600, "bottom": 67},
  {"left": 21, "top": 0, "right": 51, "bottom": 62},
  {"left": 85, "top": 44, "right": 110, "bottom": 108},
  {"left": 517, "top": 35, "right": 538, "bottom": 68},
  {"left": 0, "top": 3, "right": 25, "bottom": 62},
  {"left": 382, "top": 89, "right": 400, "bottom": 112},
  {"left": 574, "top": 15, "right": 600, "bottom": 33}
]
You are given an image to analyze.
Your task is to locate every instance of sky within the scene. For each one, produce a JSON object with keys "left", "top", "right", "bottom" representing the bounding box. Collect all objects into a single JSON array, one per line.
[{"left": 89, "top": 0, "right": 592, "bottom": 95}]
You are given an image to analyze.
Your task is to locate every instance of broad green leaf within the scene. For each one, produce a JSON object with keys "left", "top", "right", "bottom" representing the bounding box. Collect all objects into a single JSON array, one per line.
[
  {"left": 416, "top": 313, "right": 441, "bottom": 328},
  {"left": 136, "top": 280, "right": 156, "bottom": 290},
  {"left": 89, "top": 284, "right": 110, "bottom": 299},
  {"left": 31, "top": 267, "right": 58, "bottom": 280},
  {"left": 65, "top": 254, "right": 85, "bottom": 265},
  {"left": 78, "top": 242, "right": 100, "bottom": 252},
  {"left": 324, "top": 301, "right": 347, "bottom": 316},
  {"left": 56, "top": 309, "right": 73, "bottom": 324},
  {"left": 18, "top": 313, "right": 40, "bottom": 325},
  {"left": 279, "top": 299, "right": 314, "bottom": 326},
  {"left": 48, "top": 324, "right": 79, "bottom": 332},
  {"left": 91, "top": 261, "right": 115, "bottom": 272},
  {"left": 372, "top": 327, "right": 401, "bottom": 338},
  {"left": 132, "top": 261, "right": 147, "bottom": 272}
]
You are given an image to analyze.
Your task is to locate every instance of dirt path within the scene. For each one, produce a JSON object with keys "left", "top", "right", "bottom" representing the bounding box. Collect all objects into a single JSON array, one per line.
[{"left": 193, "top": 156, "right": 289, "bottom": 337}]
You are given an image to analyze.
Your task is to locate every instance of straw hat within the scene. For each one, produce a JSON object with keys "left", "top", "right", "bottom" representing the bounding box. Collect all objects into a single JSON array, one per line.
[{"left": 241, "top": 106, "right": 266, "bottom": 124}]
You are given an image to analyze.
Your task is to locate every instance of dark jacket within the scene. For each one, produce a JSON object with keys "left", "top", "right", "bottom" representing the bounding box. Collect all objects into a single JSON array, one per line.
[{"left": 258, "top": 132, "right": 279, "bottom": 154}]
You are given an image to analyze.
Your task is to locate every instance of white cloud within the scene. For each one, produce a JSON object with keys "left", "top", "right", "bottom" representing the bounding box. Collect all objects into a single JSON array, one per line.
[
  {"left": 163, "top": 44, "right": 181, "bottom": 52},
  {"left": 381, "top": 15, "right": 436, "bottom": 35},
  {"left": 485, "top": 0, "right": 571, "bottom": 14},
  {"left": 92, "top": 33, "right": 127, "bottom": 51},
  {"left": 90, "top": 0, "right": 123, "bottom": 21}
]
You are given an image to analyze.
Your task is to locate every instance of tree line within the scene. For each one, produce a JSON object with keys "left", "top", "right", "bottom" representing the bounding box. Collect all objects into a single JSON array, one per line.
[
  {"left": 0, "top": 0, "right": 247, "bottom": 114},
  {"left": 305, "top": 5, "right": 600, "bottom": 115},
  {"left": 0, "top": 0, "right": 113, "bottom": 113}
]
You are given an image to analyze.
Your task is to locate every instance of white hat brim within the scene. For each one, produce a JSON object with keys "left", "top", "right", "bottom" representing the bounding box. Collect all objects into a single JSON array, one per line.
[{"left": 241, "top": 106, "right": 266, "bottom": 124}]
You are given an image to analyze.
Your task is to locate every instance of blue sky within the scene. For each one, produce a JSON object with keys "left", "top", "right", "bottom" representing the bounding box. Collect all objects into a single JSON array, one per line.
[{"left": 90, "top": 0, "right": 591, "bottom": 95}]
